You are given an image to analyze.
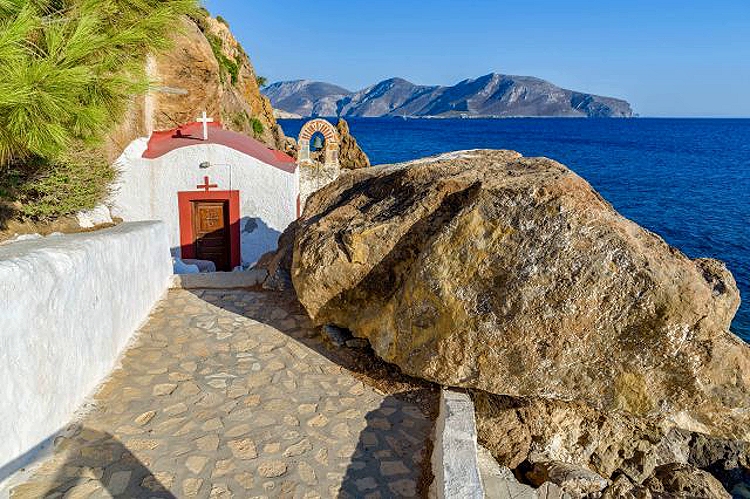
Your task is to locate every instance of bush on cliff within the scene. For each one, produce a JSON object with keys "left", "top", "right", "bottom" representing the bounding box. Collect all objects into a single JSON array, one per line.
[{"left": 0, "top": 0, "right": 197, "bottom": 224}]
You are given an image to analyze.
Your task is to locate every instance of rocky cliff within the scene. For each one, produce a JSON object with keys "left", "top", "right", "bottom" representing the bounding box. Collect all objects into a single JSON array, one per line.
[
  {"left": 106, "top": 12, "right": 286, "bottom": 162},
  {"left": 263, "top": 74, "right": 634, "bottom": 118}
]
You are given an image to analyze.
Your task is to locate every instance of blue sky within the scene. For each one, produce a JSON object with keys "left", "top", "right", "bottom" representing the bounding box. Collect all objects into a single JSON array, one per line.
[{"left": 203, "top": 0, "right": 750, "bottom": 117}]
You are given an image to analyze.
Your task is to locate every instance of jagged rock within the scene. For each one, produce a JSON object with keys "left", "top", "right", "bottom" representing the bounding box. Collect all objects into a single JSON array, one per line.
[
  {"left": 283, "top": 136, "right": 299, "bottom": 158},
  {"left": 336, "top": 118, "right": 370, "bottom": 169},
  {"left": 642, "top": 464, "right": 731, "bottom": 498},
  {"left": 473, "top": 391, "right": 749, "bottom": 496},
  {"left": 601, "top": 474, "right": 651, "bottom": 499},
  {"left": 345, "top": 338, "right": 370, "bottom": 349},
  {"left": 686, "top": 434, "right": 750, "bottom": 494},
  {"left": 478, "top": 445, "right": 573, "bottom": 499},
  {"left": 323, "top": 325, "right": 351, "bottom": 347},
  {"left": 525, "top": 461, "right": 609, "bottom": 498},
  {"left": 280, "top": 149, "right": 749, "bottom": 438}
]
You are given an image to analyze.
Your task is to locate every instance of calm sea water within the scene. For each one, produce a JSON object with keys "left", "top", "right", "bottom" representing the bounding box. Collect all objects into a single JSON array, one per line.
[{"left": 280, "top": 118, "right": 750, "bottom": 341}]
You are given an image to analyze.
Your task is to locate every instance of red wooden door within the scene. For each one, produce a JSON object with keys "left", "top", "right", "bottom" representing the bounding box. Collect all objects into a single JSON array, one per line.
[{"left": 192, "top": 201, "right": 231, "bottom": 271}]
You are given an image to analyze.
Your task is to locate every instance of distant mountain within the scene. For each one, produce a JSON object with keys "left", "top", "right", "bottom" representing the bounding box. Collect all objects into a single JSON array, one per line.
[
  {"left": 263, "top": 74, "right": 634, "bottom": 118},
  {"left": 263, "top": 80, "right": 353, "bottom": 118}
]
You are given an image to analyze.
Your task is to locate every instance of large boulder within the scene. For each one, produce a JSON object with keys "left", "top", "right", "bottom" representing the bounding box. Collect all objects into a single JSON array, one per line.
[{"left": 280, "top": 150, "right": 749, "bottom": 437}]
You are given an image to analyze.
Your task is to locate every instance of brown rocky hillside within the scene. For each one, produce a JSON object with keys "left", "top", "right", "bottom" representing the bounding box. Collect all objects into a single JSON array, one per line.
[{"left": 105, "top": 12, "right": 287, "bottom": 162}]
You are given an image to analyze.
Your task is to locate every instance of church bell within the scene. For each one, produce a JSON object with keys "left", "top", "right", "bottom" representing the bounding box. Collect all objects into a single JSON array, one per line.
[{"left": 312, "top": 135, "right": 325, "bottom": 151}]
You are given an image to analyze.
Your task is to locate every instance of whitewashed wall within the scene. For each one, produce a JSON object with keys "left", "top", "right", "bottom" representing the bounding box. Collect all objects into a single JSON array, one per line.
[
  {"left": 111, "top": 139, "right": 299, "bottom": 266},
  {"left": 0, "top": 222, "right": 172, "bottom": 474}
]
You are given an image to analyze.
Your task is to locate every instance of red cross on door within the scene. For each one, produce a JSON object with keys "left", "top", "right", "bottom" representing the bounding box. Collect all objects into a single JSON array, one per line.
[{"left": 196, "top": 176, "right": 218, "bottom": 192}]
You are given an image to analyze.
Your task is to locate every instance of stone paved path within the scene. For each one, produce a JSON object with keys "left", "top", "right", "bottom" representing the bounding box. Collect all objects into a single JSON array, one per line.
[{"left": 9, "top": 289, "right": 433, "bottom": 498}]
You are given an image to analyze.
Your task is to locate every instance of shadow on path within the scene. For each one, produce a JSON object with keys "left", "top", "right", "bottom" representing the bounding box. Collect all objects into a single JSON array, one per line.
[
  {"left": 11, "top": 428, "right": 174, "bottom": 498},
  {"left": 337, "top": 392, "right": 434, "bottom": 499}
]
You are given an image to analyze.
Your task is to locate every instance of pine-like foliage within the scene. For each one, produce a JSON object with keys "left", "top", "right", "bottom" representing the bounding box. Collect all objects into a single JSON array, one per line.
[{"left": 0, "top": 0, "right": 197, "bottom": 164}]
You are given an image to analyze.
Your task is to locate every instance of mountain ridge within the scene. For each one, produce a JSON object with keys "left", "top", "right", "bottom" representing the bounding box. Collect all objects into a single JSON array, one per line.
[{"left": 263, "top": 73, "right": 634, "bottom": 118}]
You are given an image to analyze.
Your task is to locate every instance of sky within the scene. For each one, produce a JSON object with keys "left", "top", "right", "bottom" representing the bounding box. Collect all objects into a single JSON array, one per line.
[{"left": 203, "top": 0, "right": 750, "bottom": 117}]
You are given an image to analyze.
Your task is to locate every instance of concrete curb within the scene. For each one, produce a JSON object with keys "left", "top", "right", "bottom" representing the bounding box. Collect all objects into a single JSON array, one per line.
[
  {"left": 170, "top": 268, "right": 268, "bottom": 289},
  {"left": 430, "top": 389, "right": 484, "bottom": 499}
]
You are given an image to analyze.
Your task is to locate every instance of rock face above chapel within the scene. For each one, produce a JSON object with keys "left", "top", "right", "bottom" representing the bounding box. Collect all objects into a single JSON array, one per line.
[
  {"left": 105, "top": 14, "right": 285, "bottom": 162},
  {"left": 269, "top": 149, "right": 749, "bottom": 439}
]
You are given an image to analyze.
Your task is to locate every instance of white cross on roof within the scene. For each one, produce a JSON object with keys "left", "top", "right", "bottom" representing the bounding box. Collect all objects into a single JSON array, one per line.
[{"left": 196, "top": 111, "right": 214, "bottom": 141}]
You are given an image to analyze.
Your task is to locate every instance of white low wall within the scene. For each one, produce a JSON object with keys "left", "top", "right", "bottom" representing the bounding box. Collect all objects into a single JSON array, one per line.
[
  {"left": 431, "top": 389, "right": 484, "bottom": 499},
  {"left": 0, "top": 222, "right": 172, "bottom": 475}
]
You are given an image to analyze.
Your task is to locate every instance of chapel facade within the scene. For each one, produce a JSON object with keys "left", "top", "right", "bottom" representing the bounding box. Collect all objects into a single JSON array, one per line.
[{"left": 111, "top": 120, "right": 300, "bottom": 270}]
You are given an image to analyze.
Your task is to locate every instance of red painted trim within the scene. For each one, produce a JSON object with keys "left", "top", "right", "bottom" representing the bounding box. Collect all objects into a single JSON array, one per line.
[
  {"left": 144, "top": 122, "right": 297, "bottom": 173},
  {"left": 178, "top": 190, "right": 241, "bottom": 269}
]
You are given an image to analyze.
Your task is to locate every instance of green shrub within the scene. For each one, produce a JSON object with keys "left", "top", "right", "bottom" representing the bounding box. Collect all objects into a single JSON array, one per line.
[
  {"left": 256, "top": 75, "right": 268, "bottom": 88},
  {"left": 216, "top": 15, "right": 229, "bottom": 27},
  {"left": 250, "top": 118, "right": 264, "bottom": 138},
  {"left": 227, "top": 112, "right": 264, "bottom": 139},
  {"left": 2, "top": 145, "right": 116, "bottom": 220},
  {"left": 206, "top": 32, "right": 240, "bottom": 85}
]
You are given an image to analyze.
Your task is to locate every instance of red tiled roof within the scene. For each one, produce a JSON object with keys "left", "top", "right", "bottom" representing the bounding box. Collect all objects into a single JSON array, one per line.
[{"left": 142, "top": 121, "right": 297, "bottom": 173}]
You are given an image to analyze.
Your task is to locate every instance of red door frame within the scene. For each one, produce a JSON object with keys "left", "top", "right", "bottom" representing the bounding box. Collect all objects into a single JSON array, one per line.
[{"left": 178, "top": 190, "right": 241, "bottom": 269}]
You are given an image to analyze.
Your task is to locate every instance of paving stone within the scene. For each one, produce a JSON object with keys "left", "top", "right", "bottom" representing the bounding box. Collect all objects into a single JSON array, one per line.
[
  {"left": 388, "top": 479, "right": 417, "bottom": 496},
  {"left": 307, "top": 414, "right": 329, "bottom": 428},
  {"left": 298, "top": 461, "right": 317, "bottom": 485},
  {"left": 135, "top": 410, "right": 157, "bottom": 426},
  {"left": 258, "top": 460, "right": 288, "bottom": 478},
  {"left": 380, "top": 460, "right": 410, "bottom": 476},
  {"left": 201, "top": 418, "right": 224, "bottom": 431},
  {"left": 195, "top": 435, "right": 219, "bottom": 452},
  {"left": 164, "top": 402, "right": 188, "bottom": 416},
  {"left": 169, "top": 372, "right": 193, "bottom": 382},
  {"left": 283, "top": 438, "right": 312, "bottom": 457},
  {"left": 107, "top": 470, "right": 131, "bottom": 495},
  {"left": 115, "top": 424, "right": 145, "bottom": 435},
  {"left": 315, "top": 447, "right": 329, "bottom": 466},
  {"left": 209, "top": 483, "right": 233, "bottom": 499},
  {"left": 234, "top": 471, "right": 254, "bottom": 489},
  {"left": 355, "top": 476, "right": 379, "bottom": 491},
  {"left": 228, "top": 438, "right": 258, "bottom": 459},
  {"left": 212, "top": 459, "right": 235, "bottom": 478},
  {"left": 225, "top": 424, "right": 251, "bottom": 438},
  {"left": 142, "top": 471, "right": 174, "bottom": 491},
  {"left": 186, "top": 455, "right": 208, "bottom": 474},
  {"left": 183, "top": 477, "right": 204, "bottom": 497},
  {"left": 298, "top": 403, "right": 318, "bottom": 415},
  {"left": 126, "top": 438, "right": 159, "bottom": 451},
  {"left": 152, "top": 383, "right": 178, "bottom": 396},
  {"left": 283, "top": 415, "right": 300, "bottom": 426},
  {"left": 263, "top": 442, "right": 281, "bottom": 454}
]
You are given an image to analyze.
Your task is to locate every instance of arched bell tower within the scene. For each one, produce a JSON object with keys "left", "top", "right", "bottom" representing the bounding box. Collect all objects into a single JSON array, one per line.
[{"left": 297, "top": 118, "right": 340, "bottom": 167}]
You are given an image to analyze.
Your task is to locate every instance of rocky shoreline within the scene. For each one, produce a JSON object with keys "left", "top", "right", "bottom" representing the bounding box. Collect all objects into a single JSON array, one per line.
[{"left": 259, "top": 149, "right": 750, "bottom": 498}]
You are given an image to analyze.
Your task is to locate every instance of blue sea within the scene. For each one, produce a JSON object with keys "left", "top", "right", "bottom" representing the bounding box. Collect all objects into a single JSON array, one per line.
[{"left": 279, "top": 118, "right": 750, "bottom": 341}]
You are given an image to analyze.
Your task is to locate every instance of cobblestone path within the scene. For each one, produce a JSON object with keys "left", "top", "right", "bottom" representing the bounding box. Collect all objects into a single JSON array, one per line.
[{"left": 9, "top": 289, "right": 433, "bottom": 499}]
